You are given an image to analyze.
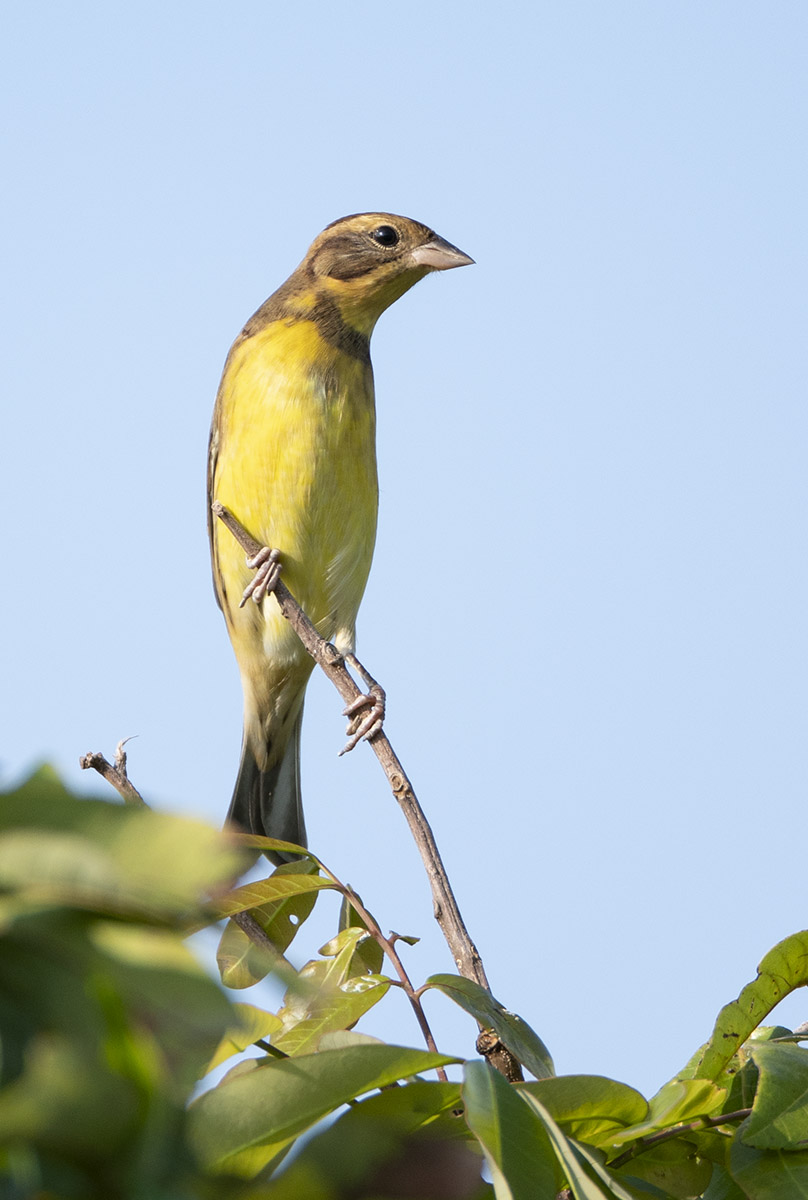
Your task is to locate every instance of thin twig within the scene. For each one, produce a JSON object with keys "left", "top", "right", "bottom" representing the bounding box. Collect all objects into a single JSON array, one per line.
[
  {"left": 79, "top": 738, "right": 147, "bottom": 806},
  {"left": 607, "top": 1107, "right": 753, "bottom": 1170},
  {"left": 319, "top": 864, "right": 447, "bottom": 1081},
  {"left": 213, "top": 502, "right": 522, "bottom": 1080}
]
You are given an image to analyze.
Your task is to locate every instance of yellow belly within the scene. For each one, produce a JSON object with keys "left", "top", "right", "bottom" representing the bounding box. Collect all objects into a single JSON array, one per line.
[{"left": 211, "top": 319, "right": 378, "bottom": 702}]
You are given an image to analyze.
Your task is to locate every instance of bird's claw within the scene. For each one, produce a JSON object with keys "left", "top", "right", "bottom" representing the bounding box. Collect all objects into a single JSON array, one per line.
[
  {"left": 239, "top": 545, "right": 282, "bottom": 608},
  {"left": 339, "top": 682, "right": 386, "bottom": 756}
]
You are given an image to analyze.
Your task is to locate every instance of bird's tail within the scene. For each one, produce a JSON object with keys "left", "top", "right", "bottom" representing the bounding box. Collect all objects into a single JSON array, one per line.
[{"left": 226, "top": 705, "right": 307, "bottom": 865}]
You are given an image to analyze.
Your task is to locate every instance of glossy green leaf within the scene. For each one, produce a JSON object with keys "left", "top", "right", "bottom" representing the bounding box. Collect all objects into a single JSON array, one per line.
[
  {"left": 685, "top": 932, "right": 808, "bottom": 1082},
  {"left": 730, "top": 1137, "right": 808, "bottom": 1198},
  {"left": 269, "top": 926, "right": 390, "bottom": 1055},
  {"left": 275, "top": 927, "right": 378, "bottom": 1015},
  {"left": 188, "top": 1044, "right": 458, "bottom": 1177},
  {"left": 273, "top": 973, "right": 390, "bottom": 1056},
  {"left": 462, "top": 1061, "right": 560, "bottom": 1198},
  {"left": 743, "top": 1042, "right": 808, "bottom": 1149},
  {"left": 212, "top": 873, "right": 335, "bottom": 918},
  {"left": 518, "top": 1076, "right": 648, "bottom": 1146},
  {"left": 428, "top": 974, "right": 554, "bottom": 1079}
]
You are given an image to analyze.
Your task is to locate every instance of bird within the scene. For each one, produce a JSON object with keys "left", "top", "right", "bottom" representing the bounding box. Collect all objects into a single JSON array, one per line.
[{"left": 208, "top": 213, "right": 473, "bottom": 859}]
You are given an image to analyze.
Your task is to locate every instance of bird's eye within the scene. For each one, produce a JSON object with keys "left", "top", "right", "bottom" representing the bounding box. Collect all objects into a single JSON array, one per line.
[{"left": 369, "top": 225, "right": 399, "bottom": 247}]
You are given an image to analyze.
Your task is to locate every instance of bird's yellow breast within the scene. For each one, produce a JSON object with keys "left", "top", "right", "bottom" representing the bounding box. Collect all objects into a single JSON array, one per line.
[{"left": 210, "top": 317, "right": 378, "bottom": 674}]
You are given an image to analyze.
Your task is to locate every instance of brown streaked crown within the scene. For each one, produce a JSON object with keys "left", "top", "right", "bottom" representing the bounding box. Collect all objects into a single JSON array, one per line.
[
  {"left": 308, "top": 213, "right": 438, "bottom": 282},
  {"left": 242, "top": 214, "right": 472, "bottom": 346}
]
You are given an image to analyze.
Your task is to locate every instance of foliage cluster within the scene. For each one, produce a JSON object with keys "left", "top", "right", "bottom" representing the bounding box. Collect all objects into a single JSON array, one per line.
[{"left": 1, "top": 770, "right": 806, "bottom": 1199}]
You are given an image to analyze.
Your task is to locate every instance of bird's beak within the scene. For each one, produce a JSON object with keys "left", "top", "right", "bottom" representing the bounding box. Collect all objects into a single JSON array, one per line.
[{"left": 410, "top": 235, "right": 475, "bottom": 271}]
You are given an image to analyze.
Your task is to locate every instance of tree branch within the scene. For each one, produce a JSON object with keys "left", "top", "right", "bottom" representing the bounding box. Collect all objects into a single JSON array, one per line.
[
  {"left": 213, "top": 502, "right": 522, "bottom": 1080},
  {"left": 79, "top": 738, "right": 147, "bottom": 806}
]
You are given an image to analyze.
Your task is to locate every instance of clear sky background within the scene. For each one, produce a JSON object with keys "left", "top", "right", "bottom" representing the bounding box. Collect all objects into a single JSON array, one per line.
[{"left": 3, "top": 2, "right": 806, "bottom": 1099}]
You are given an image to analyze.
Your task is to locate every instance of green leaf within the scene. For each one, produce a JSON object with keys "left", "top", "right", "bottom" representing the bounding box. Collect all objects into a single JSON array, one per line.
[
  {"left": 0, "top": 915, "right": 105, "bottom": 1080},
  {"left": 217, "top": 861, "right": 320, "bottom": 988},
  {"left": 598, "top": 1175, "right": 672, "bottom": 1198},
  {"left": 216, "top": 918, "right": 278, "bottom": 990},
  {"left": 188, "top": 1044, "right": 459, "bottom": 1177},
  {"left": 688, "top": 1125, "right": 735, "bottom": 1168},
  {"left": 519, "top": 1091, "right": 641, "bottom": 1199},
  {"left": 743, "top": 1042, "right": 808, "bottom": 1149},
  {"left": 701, "top": 1162, "right": 752, "bottom": 1198},
  {"left": 205, "top": 1004, "right": 283, "bottom": 1074},
  {"left": 273, "top": 971, "right": 391, "bottom": 1056},
  {"left": 648, "top": 1080, "right": 729, "bottom": 1127},
  {"left": 88, "top": 919, "right": 233, "bottom": 1091},
  {"left": 427, "top": 974, "right": 554, "bottom": 1080},
  {"left": 255, "top": 859, "right": 321, "bottom": 945},
  {"left": 335, "top": 897, "right": 385, "bottom": 976},
  {"left": 212, "top": 873, "right": 335, "bottom": 918},
  {"left": 0, "top": 772, "right": 246, "bottom": 920},
  {"left": 0, "top": 770, "right": 244, "bottom": 1195},
  {"left": 268, "top": 927, "right": 390, "bottom": 1055},
  {"left": 317, "top": 1029, "right": 386, "bottom": 1051},
  {"left": 462, "top": 1061, "right": 560, "bottom": 1199},
  {"left": 610, "top": 1138, "right": 711, "bottom": 1200},
  {"left": 604, "top": 1080, "right": 728, "bottom": 1153},
  {"left": 518, "top": 1076, "right": 648, "bottom": 1147},
  {"left": 228, "top": 832, "right": 319, "bottom": 859},
  {"left": 684, "top": 932, "right": 808, "bottom": 1082},
  {"left": 0, "top": 1033, "right": 139, "bottom": 1160},
  {"left": 266, "top": 1081, "right": 476, "bottom": 1199},
  {"left": 730, "top": 1136, "right": 808, "bottom": 1198},
  {"left": 317, "top": 925, "right": 374, "bottom": 958},
  {"left": 321, "top": 916, "right": 384, "bottom": 974}
]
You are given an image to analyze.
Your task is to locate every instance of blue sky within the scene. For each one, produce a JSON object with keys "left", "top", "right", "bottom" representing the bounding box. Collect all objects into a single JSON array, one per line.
[{"left": 3, "top": 1, "right": 807, "bottom": 1097}]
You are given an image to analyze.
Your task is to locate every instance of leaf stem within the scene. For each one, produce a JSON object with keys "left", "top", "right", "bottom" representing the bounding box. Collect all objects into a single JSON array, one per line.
[
  {"left": 318, "top": 862, "right": 447, "bottom": 1082},
  {"left": 607, "top": 1107, "right": 752, "bottom": 1170}
]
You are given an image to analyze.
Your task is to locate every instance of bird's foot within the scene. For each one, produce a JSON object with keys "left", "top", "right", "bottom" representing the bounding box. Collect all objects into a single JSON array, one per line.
[
  {"left": 239, "top": 545, "right": 282, "bottom": 608},
  {"left": 339, "top": 654, "right": 386, "bottom": 755}
]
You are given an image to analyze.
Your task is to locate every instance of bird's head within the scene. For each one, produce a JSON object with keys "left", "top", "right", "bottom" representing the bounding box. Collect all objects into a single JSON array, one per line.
[{"left": 299, "top": 212, "right": 474, "bottom": 335}]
